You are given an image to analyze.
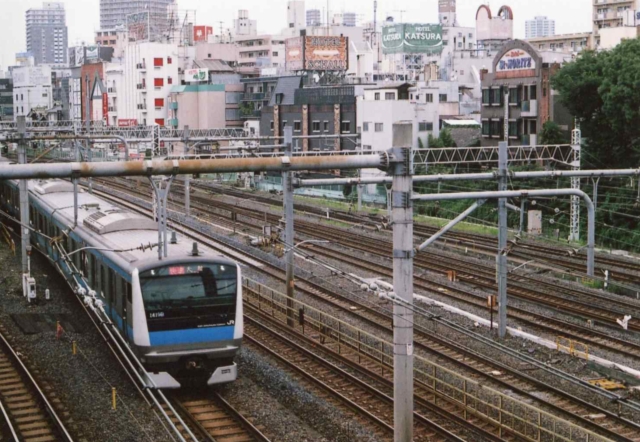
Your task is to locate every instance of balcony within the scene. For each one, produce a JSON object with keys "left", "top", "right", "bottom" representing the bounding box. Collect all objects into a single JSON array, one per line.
[
  {"left": 168, "top": 118, "right": 178, "bottom": 127},
  {"left": 521, "top": 100, "right": 537, "bottom": 117},
  {"left": 136, "top": 83, "right": 146, "bottom": 90},
  {"left": 243, "top": 92, "right": 270, "bottom": 101},
  {"left": 169, "top": 102, "right": 178, "bottom": 110},
  {"left": 137, "top": 104, "right": 147, "bottom": 112},
  {"left": 108, "top": 106, "right": 116, "bottom": 112},
  {"left": 241, "top": 110, "right": 262, "bottom": 119},
  {"left": 107, "top": 87, "right": 116, "bottom": 94},
  {"left": 136, "top": 63, "right": 146, "bottom": 71}
]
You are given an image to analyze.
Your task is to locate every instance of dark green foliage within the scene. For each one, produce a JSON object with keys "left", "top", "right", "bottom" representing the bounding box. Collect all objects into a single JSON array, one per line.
[
  {"left": 439, "top": 128, "right": 457, "bottom": 148},
  {"left": 539, "top": 121, "right": 567, "bottom": 145},
  {"left": 551, "top": 39, "right": 640, "bottom": 168}
]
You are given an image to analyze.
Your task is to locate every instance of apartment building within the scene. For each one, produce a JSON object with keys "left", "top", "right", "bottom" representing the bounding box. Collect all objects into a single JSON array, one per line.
[
  {"left": 525, "top": 16, "right": 556, "bottom": 38},
  {"left": 99, "top": 0, "right": 175, "bottom": 41},
  {"left": 26, "top": 2, "right": 68, "bottom": 65},
  {"left": 236, "top": 35, "right": 286, "bottom": 76},
  {"left": 593, "top": 0, "right": 638, "bottom": 35},
  {"left": 12, "top": 66, "right": 53, "bottom": 119}
]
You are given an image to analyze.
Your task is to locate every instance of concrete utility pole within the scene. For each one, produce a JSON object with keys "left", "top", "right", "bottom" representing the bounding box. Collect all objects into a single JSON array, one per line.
[
  {"left": 17, "top": 117, "right": 30, "bottom": 274},
  {"left": 282, "top": 126, "right": 295, "bottom": 327},
  {"left": 497, "top": 141, "right": 508, "bottom": 339},
  {"left": 390, "top": 122, "right": 414, "bottom": 442}
]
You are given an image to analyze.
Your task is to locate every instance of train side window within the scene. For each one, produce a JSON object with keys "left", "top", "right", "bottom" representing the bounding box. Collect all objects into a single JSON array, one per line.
[
  {"left": 80, "top": 251, "right": 87, "bottom": 276},
  {"left": 89, "top": 254, "right": 95, "bottom": 286},
  {"left": 100, "top": 264, "right": 106, "bottom": 297},
  {"left": 115, "top": 275, "right": 123, "bottom": 306},
  {"left": 96, "top": 261, "right": 102, "bottom": 294},
  {"left": 108, "top": 269, "right": 116, "bottom": 307},
  {"left": 126, "top": 282, "right": 132, "bottom": 304}
]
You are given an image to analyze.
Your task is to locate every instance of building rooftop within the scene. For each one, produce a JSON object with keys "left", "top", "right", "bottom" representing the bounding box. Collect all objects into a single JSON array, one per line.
[
  {"left": 193, "top": 59, "right": 234, "bottom": 73},
  {"left": 269, "top": 76, "right": 303, "bottom": 106}
]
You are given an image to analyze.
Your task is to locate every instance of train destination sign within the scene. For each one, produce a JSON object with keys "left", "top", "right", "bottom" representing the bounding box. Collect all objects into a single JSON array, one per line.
[{"left": 496, "top": 49, "right": 537, "bottom": 72}]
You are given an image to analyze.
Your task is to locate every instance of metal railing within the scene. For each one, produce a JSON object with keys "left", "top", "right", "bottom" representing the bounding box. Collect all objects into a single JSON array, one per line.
[{"left": 243, "top": 278, "right": 613, "bottom": 442}]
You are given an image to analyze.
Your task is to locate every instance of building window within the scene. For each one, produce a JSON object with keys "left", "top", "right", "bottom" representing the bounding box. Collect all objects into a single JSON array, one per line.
[
  {"left": 508, "top": 121, "right": 518, "bottom": 137},
  {"left": 225, "top": 92, "right": 242, "bottom": 104},
  {"left": 482, "top": 89, "right": 490, "bottom": 105},
  {"left": 281, "top": 120, "right": 287, "bottom": 131},
  {"left": 482, "top": 121, "right": 491, "bottom": 136},
  {"left": 418, "top": 122, "right": 433, "bottom": 132},
  {"left": 374, "top": 92, "right": 380, "bottom": 100},
  {"left": 270, "top": 120, "right": 274, "bottom": 131},
  {"left": 153, "top": 57, "right": 163, "bottom": 67},
  {"left": 362, "top": 145, "right": 372, "bottom": 151},
  {"left": 492, "top": 88, "right": 503, "bottom": 106},
  {"left": 375, "top": 123, "right": 383, "bottom": 132},
  {"left": 272, "top": 51, "right": 279, "bottom": 56},
  {"left": 294, "top": 120, "right": 302, "bottom": 132},
  {"left": 385, "top": 92, "right": 395, "bottom": 100},
  {"left": 155, "top": 98, "right": 164, "bottom": 107},
  {"left": 425, "top": 94, "right": 433, "bottom": 103},
  {"left": 490, "top": 119, "right": 503, "bottom": 138},
  {"left": 530, "top": 85, "right": 537, "bottom": 100},
  {"left": 312, "top": 121, "right": 320, "bottom": 132},
  {"left": 167, "top": 57, "right": 172, "bottom": 64},
  {"left": 168, "top": 77, "right": 173, "bottom": 85},
  {"left": 154, "top": 78, "right": 164, "bottom": 88},
  {"left": 226, "top": 109, "right": 241, "bottom": 120},
  {"left": 341, "top": 121, "right": 351, "bottom": 133},
  {"left": 323, "top": 121, "right": 329, "bottom": 132},
  {"left": 363, "top": 122, "right": 370, "bottom": 132},
  {"left": 439, "top": 94, "right": 447, "bottom": 102},
  {"left": 155, "top": 118, "right": 165, "bottom": 126}
]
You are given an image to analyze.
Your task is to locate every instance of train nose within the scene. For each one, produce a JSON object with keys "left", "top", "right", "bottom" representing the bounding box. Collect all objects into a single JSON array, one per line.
[{"left": 185, "top": 358, "right": 204, "bottom": 370}]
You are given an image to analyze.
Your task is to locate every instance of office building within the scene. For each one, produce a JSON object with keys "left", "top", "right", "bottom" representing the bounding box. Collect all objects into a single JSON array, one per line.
[
  {"left": 99, "top": 0, "right": 175, "bottom": 41},
  {"left": 439, "top": 0, "right": 457, "bottom": 26},
  {"left": 307, "top": 9, "right": 322, "bottom": 27},
  {"left": 525, "top": 16, "right": 555, "bottom": 38},
  {"left": 233, "top": 10, "right": 258, "bottom": 37},
  {"left": 26, "top": 2, "right": 68, "bottom": 65}
]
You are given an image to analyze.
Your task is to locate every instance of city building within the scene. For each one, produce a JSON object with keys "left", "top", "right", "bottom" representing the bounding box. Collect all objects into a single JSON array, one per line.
[
  {"left": 525, "top": 16, "right": 556, "bottom": 38},
  {"left": 240, "top": 76, "right": 280, "bottom": 121},
  {"left": 307, "top": 9, "right": 322, "bottom": 27},
  {"left": 26, "top": 2, "right": 68, "bottom": 65},
  {"left": 0, "top": 79, "right": 14, "bottom": 121},
  {"left": 119, "top": 42, "right": 180, "bottom": 126},
  {"left": 233, "top": 10, "right": 258, "bottom": 38},
  {"left": 235, "top": 35, "right": 286, "bottom": 76},
  {"left": 259, "top": 78, "right": 360, "bottom": 152},
  {"left": 12, "top": 66, "right": 53, "bottom": 119},
  {"left": 593, "top": 0, "right": 637, "bottom": 36},
  {"left": 169, "top": 68, "right": 244, "bottom": 130},
  {"left": 286, "top": 1, "right": 306, "bottom": 32},
  {"left": 526, "top": 32, "right": 592, "bottom": 54},
  {"left": 480, "top": 40, "right": 573, "bottom": 147},
  {"left": 99, "top": 0, "right": 176, "bottom": 42},
  {"left": 95, "top": 28, "right": 129, "bottom": 58},
  {"left": 439, "top": 0, "right": 458, "bottom": 27}
]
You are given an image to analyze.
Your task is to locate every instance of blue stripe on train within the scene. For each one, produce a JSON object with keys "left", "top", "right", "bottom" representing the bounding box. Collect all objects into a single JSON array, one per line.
[{"left": 149, "top": 326, "right": 235, "bottom": 346}]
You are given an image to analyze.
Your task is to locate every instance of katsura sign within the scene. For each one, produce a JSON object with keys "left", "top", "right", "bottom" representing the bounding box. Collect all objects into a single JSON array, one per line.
[
  {"left": 496, "top": 49, "right": 536, "bottom": 72},
  {"left": 382, "top": 24, "right": 443, "bottom": 55}
]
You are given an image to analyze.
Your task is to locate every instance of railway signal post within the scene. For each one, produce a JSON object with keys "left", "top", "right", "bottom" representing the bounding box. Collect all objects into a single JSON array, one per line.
[{"left": 390, "top": 123, "right": 414, "bottom": 442}]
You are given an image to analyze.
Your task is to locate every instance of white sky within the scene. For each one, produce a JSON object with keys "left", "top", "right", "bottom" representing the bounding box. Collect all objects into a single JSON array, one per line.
[{"left": 0, "top": 0, "right": 592, "bottom": 70}]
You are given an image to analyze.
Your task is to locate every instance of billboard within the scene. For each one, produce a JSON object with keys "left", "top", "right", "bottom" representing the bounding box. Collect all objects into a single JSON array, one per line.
[
  {"left": 382, "top": 24, "right": 443, "bottom": 55},
  {"left": 286, "top": 36, "right": 349, "bottom": 71},
  {"left": 15, "top": 52, "right": 33, "bottom": 64},
  {"left": 12, "top": 66, "right": 52, "bottom": 88},
  {"left": 75, "top": 46, "right": 85, "bottom": 66},
  {"left": 86, "top": 45, "right": 99, "bottom": 61},
  {"left": 496, "top": 49, "right": 536, "bottom": 73},
  {"left": 194, "top": 26, "right": 213, "bottom": 42},
  {"left": 184, "top": 68, "right": 208, "bottom": 82},
  {"left": 285, "top": 37, "right": 304, "bottom": 71},
  {"left": 127, "top": 11, "right": 149, "bottom": 42}
]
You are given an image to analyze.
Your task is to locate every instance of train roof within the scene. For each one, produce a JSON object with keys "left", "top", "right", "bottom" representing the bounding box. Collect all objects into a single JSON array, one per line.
[{"left": 26, "top": 179, "right": 234, "bottom": 271}]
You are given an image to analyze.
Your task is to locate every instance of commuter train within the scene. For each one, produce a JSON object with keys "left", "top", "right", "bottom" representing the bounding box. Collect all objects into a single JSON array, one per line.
[{"left": 0, "top": 174, "right": 242, "bottom": 389}]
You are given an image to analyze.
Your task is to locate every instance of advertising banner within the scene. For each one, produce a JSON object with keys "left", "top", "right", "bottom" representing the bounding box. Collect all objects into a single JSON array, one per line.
[
  {"left": 118, "top": 119, "right": 138, "bottom": 127},
  {"left": 12, "top": 66, "right": 51, "bottom": 88},
  {"left": 86, "top": 45, "right": 99, "bottom": 61},
  {"left": 127, "top": 11, "right": 149, "bottom": 42},
  {"left": 382, "top": 23, "right": 443, "bottom": 55},
  {"left": 102, "top": 92, "right": 109, "bottom": 125},
  {"left": 303, "top": 36, "right": 348, "bottom": 71},
  {"left": 496, "top": 49, "right": 536, "bottom": 73},
  {"left": 184, "top": 68, "right": 208, "bottom": 82},
  {"left": 194, "top": 26, "right": 213, "bottom": 42}
]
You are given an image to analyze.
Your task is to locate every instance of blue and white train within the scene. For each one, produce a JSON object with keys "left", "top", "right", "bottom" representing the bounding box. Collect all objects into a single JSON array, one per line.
[{"left": 0, "top": 175, "right": 243, "bottom": 388}]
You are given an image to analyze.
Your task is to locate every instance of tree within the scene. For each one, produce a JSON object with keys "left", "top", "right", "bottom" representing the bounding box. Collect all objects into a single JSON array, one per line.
[
  {"left": 551, "top": 39, "right": 640, "bottom": 168},
  {"left": 428, "top": 133, "right": 443, "bottom": 148},
  {"left": 439, "top": 128, "right": 457, "bottom": 147},
  {"left": 539, "top": 121, "right": 567, "bottom": 145}
]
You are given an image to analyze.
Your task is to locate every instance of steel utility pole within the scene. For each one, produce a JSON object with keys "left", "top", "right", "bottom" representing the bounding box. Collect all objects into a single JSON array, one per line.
[
  {"left": 283, "top": 126, "right": 295, "bottom": 327},
  {"left": 17, "top": 117, "right": 29, "bottom": 274},
  {"left": 497, "top": 141, "right": 508, "bottom": 339},
  {"left": 570, "top": 120, "right": 582, "bottom": 242},
  {"left": 391, "top": 122, "right": 414, "bottom": 442}
]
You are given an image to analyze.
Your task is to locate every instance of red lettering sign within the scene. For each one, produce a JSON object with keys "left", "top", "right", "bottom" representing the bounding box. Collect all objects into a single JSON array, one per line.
[{"left": 102, "top": 93, "right": 108, "bottom": 125}]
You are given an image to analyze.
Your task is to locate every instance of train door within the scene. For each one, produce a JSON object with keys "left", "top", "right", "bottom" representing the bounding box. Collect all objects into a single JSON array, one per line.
[{"left": 119, "top": 278, "right": 131, "bottom": 340}]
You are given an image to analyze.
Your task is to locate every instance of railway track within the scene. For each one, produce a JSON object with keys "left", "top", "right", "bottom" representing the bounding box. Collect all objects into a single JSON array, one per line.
[
  {"left": 166, "top": 392, "right": 270, "bottom": 442},
  {"left": 103, "top": 177, "right": 640, "bottom": 352},
  {"left": 90, "top": 179, "right": 640, "bottom": 441},
  {"left": 0, "top": 325, "right": 73, "bottom": 442}
]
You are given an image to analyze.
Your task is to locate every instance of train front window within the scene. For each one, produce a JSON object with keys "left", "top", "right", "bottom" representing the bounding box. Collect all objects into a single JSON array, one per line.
[{"left": 139, "top": 264, "right": 237, "bottom": 329}]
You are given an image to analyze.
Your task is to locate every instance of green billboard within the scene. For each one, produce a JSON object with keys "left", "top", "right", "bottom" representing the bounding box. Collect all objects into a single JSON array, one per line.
[{"left": 382, "top": 24, "right": 443, "bottom": 55}]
